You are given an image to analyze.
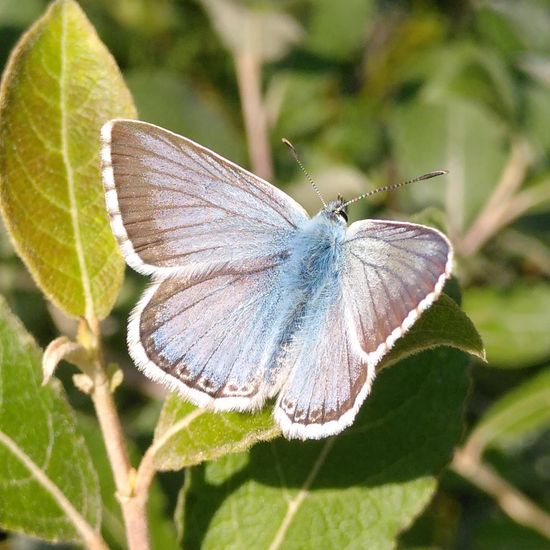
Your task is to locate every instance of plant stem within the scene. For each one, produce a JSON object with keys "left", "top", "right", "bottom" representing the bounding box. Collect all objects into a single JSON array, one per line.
[
  {"left": 85, "top": 317, "right": 151, "bottom": 550},
  {"left": 452, "top": 448, "right": 550, "bottom": 540},
  {"left": 134, "top": 445, "right": 158, "bottom": 501},
  {"left": 235, "top": 50, "right": 273, "bottom": 181},
  {"left": 458, "top": 138, "right": 530, "bottom": 257}
]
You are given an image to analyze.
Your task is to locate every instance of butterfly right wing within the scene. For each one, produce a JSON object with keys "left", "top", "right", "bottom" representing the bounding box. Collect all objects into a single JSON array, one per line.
[
  {"left": 274, "top": 219, "right": 452, "bottom": 439},
  {"left": 131, "top": 260, "right": 288, "bottom": 410},
  {"left": 101, "top": 119, "right": 309, "bottom": 277}
]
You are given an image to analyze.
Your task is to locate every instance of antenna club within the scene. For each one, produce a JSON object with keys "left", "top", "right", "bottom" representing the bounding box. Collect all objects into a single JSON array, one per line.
[
  {"left": 338, "top": 169, "right": 448, "bottom": 211},
  {"left": 282, "top": 138, "right": 296, "bottom": 153}
]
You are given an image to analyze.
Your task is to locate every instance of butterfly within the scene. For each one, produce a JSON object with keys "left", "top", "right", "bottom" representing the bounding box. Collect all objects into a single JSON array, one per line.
[{"left": 101, "top": 120, "right": 453, "bottom": 440}]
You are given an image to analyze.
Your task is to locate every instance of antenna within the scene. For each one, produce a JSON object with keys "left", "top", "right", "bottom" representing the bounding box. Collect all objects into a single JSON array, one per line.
[
  {"left": 282, "top": 138, "right": 326, "bottom": 208},
  {"left": 338, "top": 170, "right": 449, "bottom": 211}
]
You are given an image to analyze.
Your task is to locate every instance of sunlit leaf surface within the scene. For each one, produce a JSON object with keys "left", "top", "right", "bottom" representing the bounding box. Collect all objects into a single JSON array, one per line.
[{"left": 0, "top": 0, "right": 135, "bottom": 319}]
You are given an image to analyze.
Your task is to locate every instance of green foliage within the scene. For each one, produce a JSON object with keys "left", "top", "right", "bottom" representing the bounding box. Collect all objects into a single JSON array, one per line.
[
  {"left": 182, "top": 349, "right": 470, "bottom": 549},
  {"left": 307, "top": 0, "right": 374, "bottom": 60},
  {"left": 384, "top": 293, "right": 485, "bottom": 368},
  {"left": 153, "top": 401, "right": 278, "bottom": 471},
  {"left": 390, "top": 98, "right": 508, "bottom": 232},
  {"left": 469, "top": 367, "right": 550, "bottom": 456},
  {"left": 463, "top": 283, "right": 550, "bottom": 368},
  {"left": 0, "top": 0, "right": 548, "bottom": 548},
  {"left": 0, "top": 0, "right": 135, "bottom": 320},
  {"left": 0, "top": 297, "right": 99, "bottom": 543}
]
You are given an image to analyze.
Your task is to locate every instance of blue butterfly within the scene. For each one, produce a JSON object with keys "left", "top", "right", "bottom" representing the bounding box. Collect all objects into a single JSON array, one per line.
[{"left": 101, "top": 120, "right": 453, "bottom": 440}]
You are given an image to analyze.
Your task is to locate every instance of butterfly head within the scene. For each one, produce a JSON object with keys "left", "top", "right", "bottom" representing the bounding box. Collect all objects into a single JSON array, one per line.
[{"left": 324, "top": 195, "right": 348, "bottom": 224}]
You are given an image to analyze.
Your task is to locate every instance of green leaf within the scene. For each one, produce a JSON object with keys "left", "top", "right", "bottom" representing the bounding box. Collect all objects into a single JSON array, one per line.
[
  {"left": 152, "top": 400, "right": 279, "bottom": 471},
  {"left": 414, "top": 42, "right": 518, "bottom": 122},
  {"left": 486, "top": 0, "right": 550, "bottom": 53},
  {"left": 181, "top": 348, "right": 470, "bottom": 549},
  {"left": 0, "top": 0, "right": 136, "bottom": 320},
  {"left": 0, "top": 297, "right": 101, "bottom": 544},
  {"left": 467, "top": 367, "right": 550, "bottom": 458},
  {"left": 269, "top": 71, "right": 336, "bottom": 141},
  {"left": 125, "top": 69, "right": 245, "bottom": 164},
  {"left": 307, "top": 0, "right": 374, "bottom": 61},
  {"left": 383, "top": 294, "right": 486, "bottom": 369},
  {"left": 463, "top": 283, "right": 550, "bottom": 368},
  {"left": 390, "top": 97, "right": 508, "bottom": 234}
]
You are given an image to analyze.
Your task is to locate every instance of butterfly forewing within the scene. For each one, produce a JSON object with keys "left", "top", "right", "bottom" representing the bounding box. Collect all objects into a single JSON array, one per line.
[
  {"left": 101, "top": 120, "right": 308, "bottom": 277},
  {"left": 343, "top": 220, "right": 452, "bottom": 364}
]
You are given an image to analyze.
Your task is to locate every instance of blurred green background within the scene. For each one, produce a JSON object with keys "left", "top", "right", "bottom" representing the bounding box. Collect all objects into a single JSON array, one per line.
[{"left": 1, "top": 0, "right": 550, "bottom": 548}]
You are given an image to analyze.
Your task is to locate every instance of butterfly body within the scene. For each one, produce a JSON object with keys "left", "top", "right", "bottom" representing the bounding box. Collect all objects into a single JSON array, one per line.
[
  {"left": 259, "top": 207, "right": 347, "bottom": 391},
  {"left": 101, "top": 119, "right": 453, "bottom": 440}
]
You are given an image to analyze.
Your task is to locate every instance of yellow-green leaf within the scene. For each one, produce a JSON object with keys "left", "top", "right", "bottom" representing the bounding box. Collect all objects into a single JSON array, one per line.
[
  {"left": 152, "top": 400, "right": 279, "bottom": 471},
  {"left": 0, "top": 0, "right": 136, "bottom": 320}
]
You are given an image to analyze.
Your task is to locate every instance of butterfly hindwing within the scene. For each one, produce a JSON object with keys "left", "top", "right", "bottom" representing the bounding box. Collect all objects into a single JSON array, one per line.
[
  {"left": 274, "top": 283, "right": 371, "bottom": 439},
  {"left": 130, "top": 261, "right": 288, "bottom": 410},
  {"left": 101, "top": 119, "right": 308, "bottom": 277}
]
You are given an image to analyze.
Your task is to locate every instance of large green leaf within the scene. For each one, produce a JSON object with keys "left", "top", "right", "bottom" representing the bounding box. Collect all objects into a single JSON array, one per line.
[
  {"left": 390, "top": 97, "right": 508, "bottom": 235},
  {"left": 151, "top": 293, "right": 482, "bottom": 472},
  {"left": 180, "top": 348, "right": 470, "bottom": 550},
  {"left": 467, "top": 367, "right": 550, "bottom": 457},
  {"left": 0, "top": 0, "right": 136, "bottom": 320},
  {"left": 0, "top": 298, "right": 101, "bottom": 544},
  {"left": 463, "top": 282, "right": 550, "bottom": 368}
]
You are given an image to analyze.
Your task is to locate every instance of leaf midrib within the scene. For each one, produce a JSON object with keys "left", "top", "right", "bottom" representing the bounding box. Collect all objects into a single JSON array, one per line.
[
  {"left": 60, "top": 3, "right": 94, "bottom": 319},
  {"left": 268, "top": 437, "right": 336, "bottom": 550},
  {"left": 0, "top": 429, "right": 97, "bottom": 541}
]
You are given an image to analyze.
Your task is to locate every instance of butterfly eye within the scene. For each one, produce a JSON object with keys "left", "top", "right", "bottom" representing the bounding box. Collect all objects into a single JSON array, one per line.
[{"left": 337, "top": 209, "right": 348, "bottom": 222}]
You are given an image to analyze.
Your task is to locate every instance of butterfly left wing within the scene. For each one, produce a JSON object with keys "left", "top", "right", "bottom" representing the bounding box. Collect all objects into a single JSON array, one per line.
[
  {"left": 101, "top": 119, "right": 308, "bottom": 277},
  {"left": 274, "top": 220, "right": 452, "bottom": 439},
  {"left": 131, "top": 260, "right": 288, "bottom": 410}
]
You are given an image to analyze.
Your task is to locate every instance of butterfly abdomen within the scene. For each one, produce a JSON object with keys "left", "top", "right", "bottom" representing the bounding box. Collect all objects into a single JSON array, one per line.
[{"left": 265, "top": 212, "right": 346, "bottom": 382}]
